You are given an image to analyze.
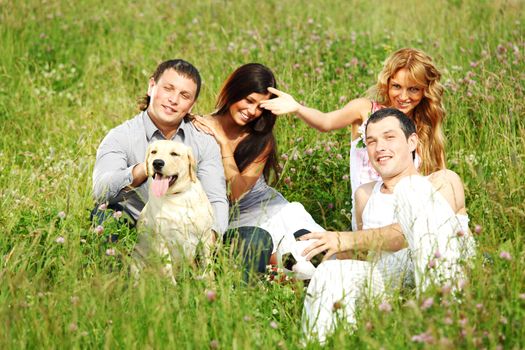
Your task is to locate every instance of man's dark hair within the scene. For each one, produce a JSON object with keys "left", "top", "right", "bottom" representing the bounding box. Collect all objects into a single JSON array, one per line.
[
  {"left": 365, "top": 107, "right": 416, "bottom": 139},
  {"left": 138, "top": 59, "right": 201, "bottom": 111}
]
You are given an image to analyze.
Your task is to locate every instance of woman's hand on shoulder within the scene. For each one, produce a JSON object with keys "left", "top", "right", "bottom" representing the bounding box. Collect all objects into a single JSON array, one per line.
[
  {"left": 192, "top": 115, "right": 227, "bottom": 145},
  {"left": 192, "top": 115, "right": 214, "bottom": 135},
  {"left": 260, "top": 87, "right": 301, "bottom": 115}
]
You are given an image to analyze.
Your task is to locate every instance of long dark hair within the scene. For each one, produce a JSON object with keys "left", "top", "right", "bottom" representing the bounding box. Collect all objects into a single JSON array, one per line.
[{"left": 213, "top": 63, "right": 279, "bottom": 182}]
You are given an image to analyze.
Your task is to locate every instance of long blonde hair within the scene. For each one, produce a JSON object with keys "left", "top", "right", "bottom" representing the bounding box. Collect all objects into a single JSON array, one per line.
[{"left": 369, "top": 48, "right": 446, "bottom": 174}]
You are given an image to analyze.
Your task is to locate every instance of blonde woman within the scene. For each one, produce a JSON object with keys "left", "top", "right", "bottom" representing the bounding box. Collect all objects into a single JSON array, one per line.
[{"left": 260, "top": 47, "right": 446, "bottom": 229}]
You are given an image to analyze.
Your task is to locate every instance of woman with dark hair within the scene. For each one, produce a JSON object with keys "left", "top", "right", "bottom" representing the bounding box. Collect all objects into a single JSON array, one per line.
[{"left": 193, "top": 63, "right": 324, "bottom": 280}]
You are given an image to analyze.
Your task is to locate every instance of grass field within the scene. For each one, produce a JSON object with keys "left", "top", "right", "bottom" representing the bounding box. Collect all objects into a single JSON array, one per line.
[{"left": 1, "top": 0, "right": 524, "bottom": 348}]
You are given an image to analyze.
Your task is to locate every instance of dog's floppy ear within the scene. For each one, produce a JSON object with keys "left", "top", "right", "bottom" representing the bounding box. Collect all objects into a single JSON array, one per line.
[
  {"left": 144, "top": 143, "right": 152, "bottom": 177},
  {"left": 187, "top": 148, "right": 197, "bottom": 183}
]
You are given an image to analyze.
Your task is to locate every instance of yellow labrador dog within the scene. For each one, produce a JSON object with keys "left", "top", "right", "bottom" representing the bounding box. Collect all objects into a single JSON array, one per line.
[{"left": 132, "top": 140, "right": 215, "bottom": 283}]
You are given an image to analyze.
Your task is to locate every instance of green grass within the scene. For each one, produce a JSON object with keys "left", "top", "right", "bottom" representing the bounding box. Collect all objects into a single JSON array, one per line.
[{"left": 1, "top": 0, "right": 524, "bottom": 348}]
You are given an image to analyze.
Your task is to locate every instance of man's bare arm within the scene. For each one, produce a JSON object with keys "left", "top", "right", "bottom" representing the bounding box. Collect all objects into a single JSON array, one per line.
[{"left": 300, "top": 224, "right": 407, "bottom": 261}]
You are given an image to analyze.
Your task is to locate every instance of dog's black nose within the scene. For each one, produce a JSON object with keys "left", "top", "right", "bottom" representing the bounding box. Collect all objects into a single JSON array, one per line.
[{"left": 152, "top": 159, "right": 165, "bottom": 170}]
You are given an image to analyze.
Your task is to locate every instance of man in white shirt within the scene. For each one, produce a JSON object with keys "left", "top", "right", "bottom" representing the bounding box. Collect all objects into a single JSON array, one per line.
[{"left": 300, "top": 108, "right": 475, "bottom": 343}]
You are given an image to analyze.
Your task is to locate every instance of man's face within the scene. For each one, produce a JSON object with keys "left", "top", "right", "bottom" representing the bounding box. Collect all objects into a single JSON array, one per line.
[
  {"left": 147, "top": 69, "right": 198, "bottom": 131},
  {"left": 365, "top": 116, "right": 417, "bottom": 179}
]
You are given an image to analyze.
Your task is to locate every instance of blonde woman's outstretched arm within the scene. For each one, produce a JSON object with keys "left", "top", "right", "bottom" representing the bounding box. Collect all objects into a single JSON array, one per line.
[{"left": 260, "top": 87, "right": 371, "bottom": 134}]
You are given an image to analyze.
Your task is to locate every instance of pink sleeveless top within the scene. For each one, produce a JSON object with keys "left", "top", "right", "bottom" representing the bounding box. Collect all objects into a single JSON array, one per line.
[{"left": 349, "top": 101, "right": 383, "bottom": 195}]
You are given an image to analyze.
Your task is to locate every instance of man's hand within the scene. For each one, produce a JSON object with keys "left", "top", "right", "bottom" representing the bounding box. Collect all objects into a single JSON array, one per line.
[
  {"left": 299, "top": 231, "right": 355, "bottom": 261},
  {"left": 131, "top": 162, "right": 148, "bottom": 187}
]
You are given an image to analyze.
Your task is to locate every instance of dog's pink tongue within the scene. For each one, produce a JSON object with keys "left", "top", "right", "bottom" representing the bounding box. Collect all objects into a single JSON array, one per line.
[{"left": 152, "top": 174, "right": 170, "bottom": 198}]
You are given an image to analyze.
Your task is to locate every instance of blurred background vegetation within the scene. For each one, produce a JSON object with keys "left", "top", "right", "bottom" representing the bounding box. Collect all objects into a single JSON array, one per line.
[{"left": 0, "top": 0, "right": 523, "bottom": 348}]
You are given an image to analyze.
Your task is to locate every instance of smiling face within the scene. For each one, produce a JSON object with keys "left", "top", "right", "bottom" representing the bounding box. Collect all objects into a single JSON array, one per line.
[
  {"left": 365, "top": 116, "right": 418, "bottom": 180},
  {"left": 229, "top": 92, "right": 271, "bottom": 126},
  {"left": 388, "top": 68, "right": 425, "bottom": 117},
  {"left": 147, "top": 69, "right": 198, "bottom": 133}
]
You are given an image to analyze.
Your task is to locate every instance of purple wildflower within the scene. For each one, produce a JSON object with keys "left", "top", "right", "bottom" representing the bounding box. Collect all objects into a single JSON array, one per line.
[
  {"left": 411, "top": 331, "right": 434, "bottom": 344},
  {"left": 378, "top": 300, "right": 392, "bottom": 312},
  {"left": 499, "top": 251, "right": 512, "bottom": 261},
  {"left": 421, "top": 297, "right": 434, "bottom": 310},
  {"left": 205, "top": 289, "right": 217, "bottom": 302}
]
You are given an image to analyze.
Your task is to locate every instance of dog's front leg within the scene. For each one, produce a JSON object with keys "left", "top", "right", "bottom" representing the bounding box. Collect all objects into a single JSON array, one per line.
[{"left": 159, "top": 241, "right": 177, "bottom": 286}]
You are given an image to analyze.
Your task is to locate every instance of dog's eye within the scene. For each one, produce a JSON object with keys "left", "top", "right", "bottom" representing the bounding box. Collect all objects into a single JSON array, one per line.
[
  {"left": 170, "top": 152, "right": 179, "bottom": 157},
  {"left": 151, "top": 150, "right": 157, "bottom": 154}
]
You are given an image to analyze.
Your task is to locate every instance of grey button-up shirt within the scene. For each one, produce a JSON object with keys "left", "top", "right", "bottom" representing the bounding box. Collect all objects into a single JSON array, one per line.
[{"left": 92, "top": 111, "right": 228, "bottom": 234}]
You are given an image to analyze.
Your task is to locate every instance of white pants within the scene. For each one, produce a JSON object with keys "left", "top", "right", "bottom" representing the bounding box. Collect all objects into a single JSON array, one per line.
[
  {"left": 302, "top": 176, "right": 475, "bottom": 343},
  {"left": 259, "top": 202, "right": 326, "bottom": 279}
]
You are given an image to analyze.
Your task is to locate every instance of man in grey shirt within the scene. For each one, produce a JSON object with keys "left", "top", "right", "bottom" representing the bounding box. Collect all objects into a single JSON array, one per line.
[{"left": 92, "top": 59, "right": 228, "bottom": 235}]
